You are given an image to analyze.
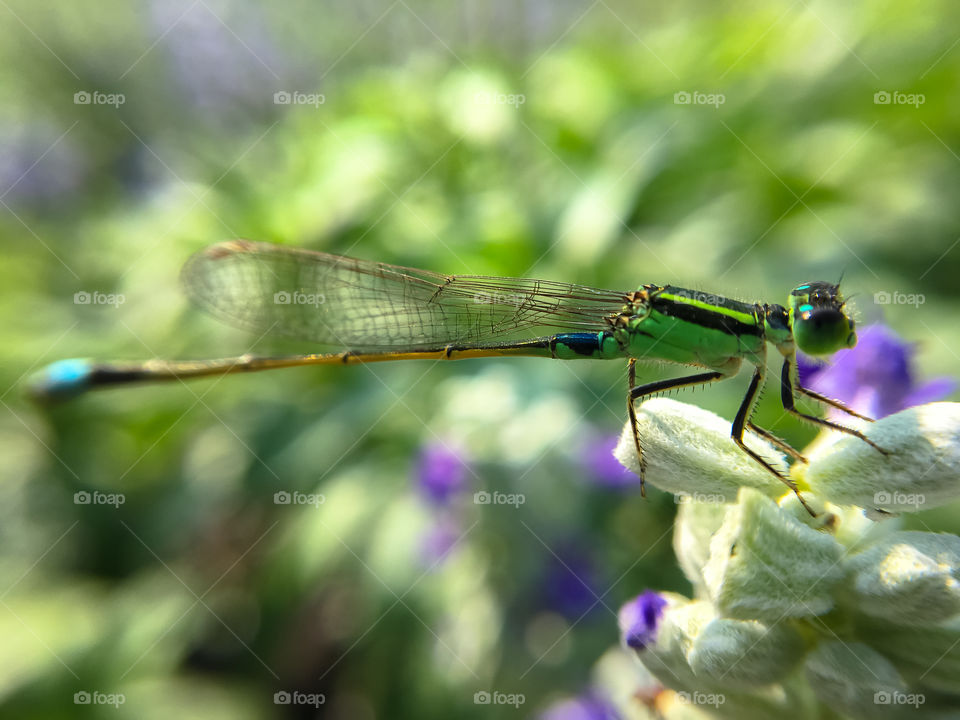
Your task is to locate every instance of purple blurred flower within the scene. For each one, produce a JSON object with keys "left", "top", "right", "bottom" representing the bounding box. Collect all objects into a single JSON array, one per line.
[
  {"left": 543, "top": 545, "right": 601, "bottom": 618},
  {"left": 538, "top": 691, "right": 621, "bottom": 720},
  {"left": 419, "top": 512, "right": 462, "bottom": 568},
  {"left": 618, "top": 590, "right": 668, "bottom": 651},
  {"left": 415, "top": 442, "right": 468, "bottom": 506},
  {"left": 148, "top": 0, "right": 283, "bottom": 112},
  {"left": 0, "top": 120, "right": 85, "bottom": 207},
  {"left": 582, "top": 434, "right": 642, "bottom": 489},
  {"left": 798, "top": 324, "right": 955, "bottom": 419}
]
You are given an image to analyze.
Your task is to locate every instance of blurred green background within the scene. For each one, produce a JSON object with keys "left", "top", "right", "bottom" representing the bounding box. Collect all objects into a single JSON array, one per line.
[{"left": 4, "top": 1, "right": 960, "bottom": 717}]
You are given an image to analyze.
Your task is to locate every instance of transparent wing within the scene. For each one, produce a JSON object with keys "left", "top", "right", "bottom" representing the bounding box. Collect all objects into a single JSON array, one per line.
[{"left": 181, "top": 240, "right": 630, "bottom": 350}]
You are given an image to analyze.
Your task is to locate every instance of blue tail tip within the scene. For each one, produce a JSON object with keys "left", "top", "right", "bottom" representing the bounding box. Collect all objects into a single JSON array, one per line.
[{"left": 28, "top": 359, "right": 94, "bottom": 401}]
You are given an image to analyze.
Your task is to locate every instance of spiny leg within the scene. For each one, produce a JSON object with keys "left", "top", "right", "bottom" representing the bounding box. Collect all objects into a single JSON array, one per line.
[
  {"left": 627, "top": 358, "right": 728, "bottom": 497},
  {"left": 746, "top": 421, "right": 807, "bottom": 463},
  {"left": 795, "top": 383, "right": 874, "bottom": 422},
  {"left": 732, "top": 363, "right": 816, "bottom": 516},
  {"left": 780, "top": 356, "right": 888, "bottom": 455}
]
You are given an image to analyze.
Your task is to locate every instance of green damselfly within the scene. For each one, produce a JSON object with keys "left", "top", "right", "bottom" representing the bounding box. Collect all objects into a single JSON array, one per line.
[{"left": 30, "top": 240, "right": 886, "bottom": 513}]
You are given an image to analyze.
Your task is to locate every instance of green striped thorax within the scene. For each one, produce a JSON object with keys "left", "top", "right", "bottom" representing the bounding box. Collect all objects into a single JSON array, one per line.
[{"left": 787, "top": 282, "right": 857, "bottom": 357}]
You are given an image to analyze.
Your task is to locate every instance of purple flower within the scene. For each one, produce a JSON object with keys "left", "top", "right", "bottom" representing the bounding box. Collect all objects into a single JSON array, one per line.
[
  {"left": 418, "top": 512, "right": 462, "bottom": 568},
  {"left": 543, "top": 546, "right": 601, "bottom": 618},
  {"left": 798, "top": 324, "right": 955, "bottom": 419},
  {"left": 538, "top": 692, "right": 621, "bottom": 720},
  {"left": 0, "top": 120, "right": 85, "bottom": 207},
  {"left": 582, "top": 434, "right": 642, "bottom": 489},
  {"left": 618, "top": 590, "right": 668, "bottom": 651},
  {"left": 415, "top": 442, "right": 468, "bottom": 506},
  {"left": 147, "top": 0, "right": 283, "bottom": 112}
]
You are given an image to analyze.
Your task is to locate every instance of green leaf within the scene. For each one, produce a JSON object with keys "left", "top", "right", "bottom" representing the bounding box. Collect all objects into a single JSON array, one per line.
[
  {"left": 804, "top": 403, "right": 960, "bottom": 514},
  {"left": 614, "top": 399, "right": 786, "bottom": 503},
  {"left": 703, "top": 488, "right": 844, "bottom": 622}
]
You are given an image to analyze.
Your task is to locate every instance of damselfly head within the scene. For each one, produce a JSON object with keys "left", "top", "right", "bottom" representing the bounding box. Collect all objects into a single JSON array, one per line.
[{"left": 788, "top": 281, "right": 857, "bottom": 356}]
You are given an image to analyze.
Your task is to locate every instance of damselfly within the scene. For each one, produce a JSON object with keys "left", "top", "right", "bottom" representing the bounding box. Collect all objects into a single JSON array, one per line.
[{"left": 30, "top": 240, "right": 886, "bottom": 513}]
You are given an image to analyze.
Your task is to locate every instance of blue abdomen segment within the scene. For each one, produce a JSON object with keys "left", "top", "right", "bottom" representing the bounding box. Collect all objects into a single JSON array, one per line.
[
  {"left": 551, "top": 332, "right": 622, "bottom": 360},
  {"left": 28, "top": 358, "right": 94, "bottom": 400}
]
